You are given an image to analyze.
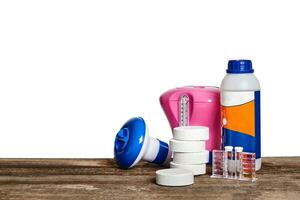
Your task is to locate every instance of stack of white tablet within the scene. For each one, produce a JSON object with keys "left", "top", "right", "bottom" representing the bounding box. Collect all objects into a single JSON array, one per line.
[{"left": 169, "top": 126, "right": 209, "bottom": 175}]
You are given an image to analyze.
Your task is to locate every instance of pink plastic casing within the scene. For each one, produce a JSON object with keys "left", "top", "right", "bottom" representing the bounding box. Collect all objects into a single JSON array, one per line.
[{"left": 160, "top": 86, "right": 221, "bottom": 153}]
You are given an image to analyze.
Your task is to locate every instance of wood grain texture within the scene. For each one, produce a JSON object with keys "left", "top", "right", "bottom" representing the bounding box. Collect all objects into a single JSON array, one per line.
[{"left": 0, "top": 157, "right": 299, "bottom": 200}]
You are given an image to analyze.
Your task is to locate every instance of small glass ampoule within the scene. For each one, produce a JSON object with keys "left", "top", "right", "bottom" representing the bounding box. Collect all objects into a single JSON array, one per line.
[
  {"left": 224, "top": 146, "right": 234, "bottom": 179},
  {"left": 234, "top": 146, "right": 243, "bottom": 179}
]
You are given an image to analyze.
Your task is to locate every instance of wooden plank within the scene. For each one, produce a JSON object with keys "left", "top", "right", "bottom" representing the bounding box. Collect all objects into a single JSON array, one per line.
[{"left": 0, "top": 157, "right": 299, "bottom": 200}]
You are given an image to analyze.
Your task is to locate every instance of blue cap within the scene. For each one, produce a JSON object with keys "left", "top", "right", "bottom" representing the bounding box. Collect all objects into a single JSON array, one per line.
[
  {"left": 227, "top": 60, "right": 254, "bottom": 74},
  {"left": 114, "top": 117, "right": 146, "bottom": 169}
]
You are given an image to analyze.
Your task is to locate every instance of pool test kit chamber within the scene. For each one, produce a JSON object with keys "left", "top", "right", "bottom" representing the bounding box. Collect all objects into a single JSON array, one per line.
[
  {"left": 211, "top": 146, "right": 257, "bottom": 182},
  {"left": 113, "top": 59, "right": 261, "bottom": 186}
]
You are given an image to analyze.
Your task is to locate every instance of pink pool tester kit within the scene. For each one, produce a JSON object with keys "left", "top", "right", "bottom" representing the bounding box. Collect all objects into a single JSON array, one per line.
[{"left": 160, "top": 86, "right": 221, "bottom": 162}]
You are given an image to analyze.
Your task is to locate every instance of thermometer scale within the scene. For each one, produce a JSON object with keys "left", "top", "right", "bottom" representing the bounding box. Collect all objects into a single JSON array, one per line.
[{"left": 179, "top": 95, "right": 189, "bottom": 126}]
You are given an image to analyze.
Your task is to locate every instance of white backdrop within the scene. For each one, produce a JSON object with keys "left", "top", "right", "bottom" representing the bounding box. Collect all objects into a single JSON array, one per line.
[{"left": 1, "top": 0, "right": 299, "bottom": 158}]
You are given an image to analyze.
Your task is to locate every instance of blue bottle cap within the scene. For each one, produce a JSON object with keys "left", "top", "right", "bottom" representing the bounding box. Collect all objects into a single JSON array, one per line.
[
  {"left": 114, "top": 117, "right": 146, "bottom": 169},
  {"left": 227, "top": 60, "right": 254, "bottom": 74}
]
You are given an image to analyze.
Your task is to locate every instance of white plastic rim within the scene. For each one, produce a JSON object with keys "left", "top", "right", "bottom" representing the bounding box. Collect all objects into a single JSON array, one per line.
[
  {"left": 156, "top": 168, "right": 194, "bottom": 187},
  {"left": 173, "top": 151, "right": 209, "bottom": 164},
  {"left": 170, "top": 162, "right": 206, "bottom": 176},
  {"left": 173, "top": 126, "right": 209, "bottom": 141},
  {"left": 224, "top": 146, "right": 233, "bottom": 151},
  {"left": 234, "top": 146, "right": 243, "bottom": 152},
  {"left": 170, "top": 139, "right": 206, "bottom": 152}
]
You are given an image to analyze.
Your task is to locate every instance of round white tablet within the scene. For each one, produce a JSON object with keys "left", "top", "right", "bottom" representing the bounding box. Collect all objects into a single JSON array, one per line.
[
  {"left": 173, "top": 126, "right": 209, "bottom": 141},
  {"left": 173, "top": 151, "right": 209, "bottom": 164},
  {"left": 155, "top": 168, "right": 194, "bottom": 187},
  {"left": 170, "top": 139, "right": 206, "bottom": 152},
  {"left": 170, "top": 162, "right": 206, "bottom": 176}
]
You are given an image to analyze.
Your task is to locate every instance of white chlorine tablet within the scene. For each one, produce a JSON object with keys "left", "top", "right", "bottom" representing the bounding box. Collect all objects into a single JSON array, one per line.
[
  {"left": 170, "top": 162, "right": 206, "bottom": 176},
  {"left": 170, "top": 139, "right": 206, "bottom": 152},
  {"left": 155, "top": 168, "right": 194, "bottom": 187},
  {"left": 173, "top": 126, "right": 209, "bottom": 141},
  {"left": 173, "top": 151, "right": 209, "bottom": 164}
]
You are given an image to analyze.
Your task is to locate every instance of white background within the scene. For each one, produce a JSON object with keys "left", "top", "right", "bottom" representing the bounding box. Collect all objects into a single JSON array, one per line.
[{"left": 0, "top": 1, "right": 299, "bottom": 158}]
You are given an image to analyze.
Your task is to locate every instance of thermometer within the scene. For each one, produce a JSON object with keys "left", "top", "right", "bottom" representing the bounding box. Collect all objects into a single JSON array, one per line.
[{"left": 179, "top": 95, "right": 189, "bottom": 126}]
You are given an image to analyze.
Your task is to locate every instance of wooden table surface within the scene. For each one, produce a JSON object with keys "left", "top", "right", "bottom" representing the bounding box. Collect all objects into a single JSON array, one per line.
[{"left": 0, "top": 157, "right": 299, "bottom": 200}]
